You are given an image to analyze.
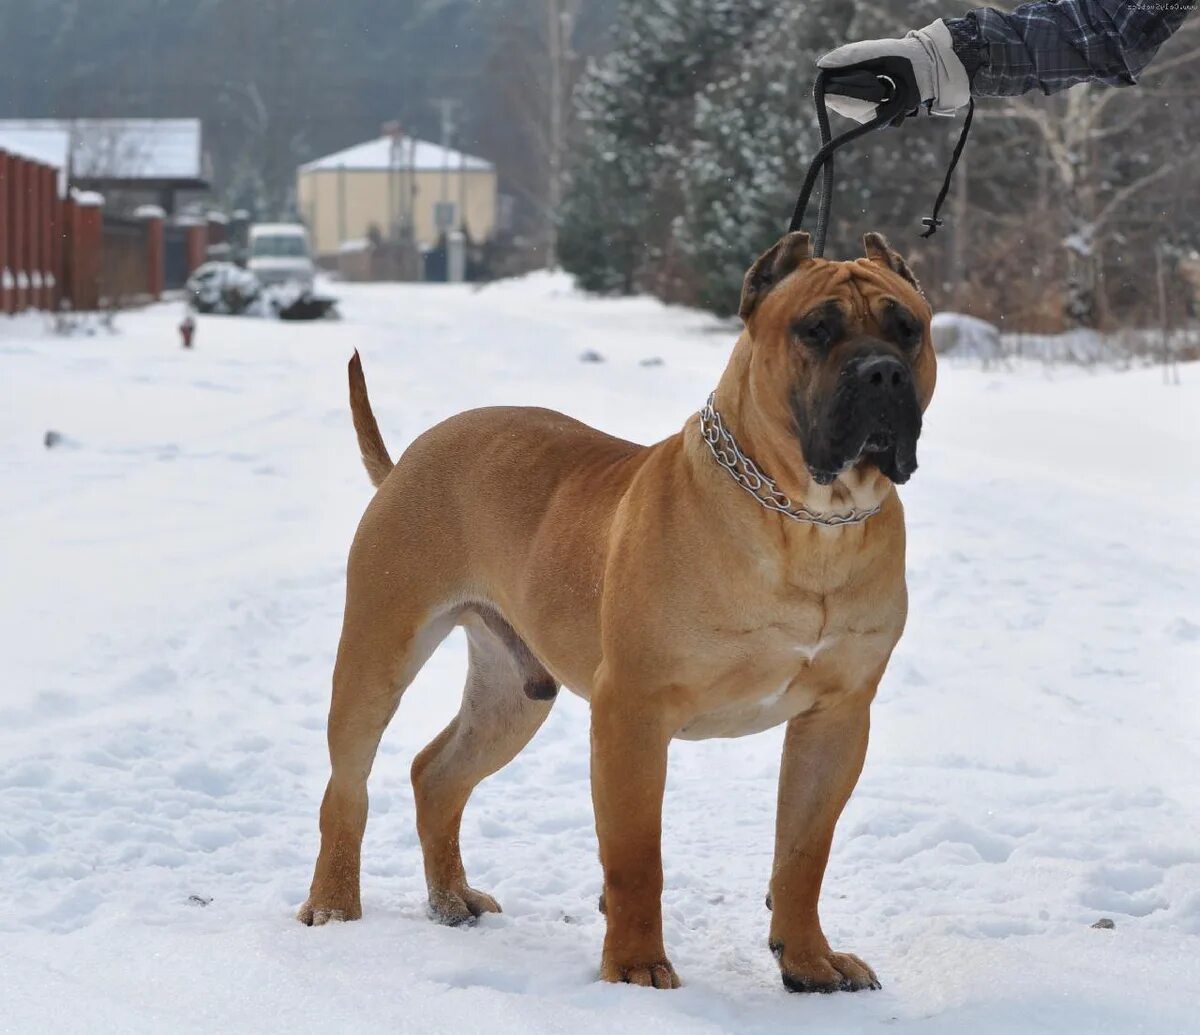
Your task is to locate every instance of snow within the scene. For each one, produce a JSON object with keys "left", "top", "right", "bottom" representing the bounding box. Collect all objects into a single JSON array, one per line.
[
  {"left": 299, "top": 135, "right": 493, "bottom": 174},
  {"left": 0, "top": 126, "right": 70, "bottom": 197},
  {"left": 2, "top": 276, "right": 1198, "bottom": 1034},
  {"left": 184, "top": 261, "right": 263, "bottom": 315},
  {"left": 930, "top": 312, "right": 1002, "bottom": 362},
  {"left": 70, "top": 188, "right": 105, "bottom": 207},
  {"left": 0, "top": 125, "right": 70, "bottom": 170},
  {"left": 250, "top": 223, "right": 307, "bottom": 238}
]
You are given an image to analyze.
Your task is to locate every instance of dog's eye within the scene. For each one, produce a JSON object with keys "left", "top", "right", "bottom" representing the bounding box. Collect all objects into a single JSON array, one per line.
[
  {"left": 792, "top": 318, "right": 832, "bottom": 350},
  {"left": 886, "top": 303, "right": 922, "bottom": 350}
]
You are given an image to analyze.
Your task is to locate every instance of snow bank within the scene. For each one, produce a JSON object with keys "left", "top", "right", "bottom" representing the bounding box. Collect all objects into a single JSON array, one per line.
[
  {"left": 930, "top": 312, "right": 1003, "bottom": 362},
  {"left": 477, "top": 268, "right": 583, "bottom": 300}
]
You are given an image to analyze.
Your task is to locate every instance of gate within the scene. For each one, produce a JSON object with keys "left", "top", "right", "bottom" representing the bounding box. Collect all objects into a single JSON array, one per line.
[
  {"left": 163, "top": 222, "right": 188, "bottom": 289},
  {"left": 99, "top": 214, "right": 150, "bottom": 306}
]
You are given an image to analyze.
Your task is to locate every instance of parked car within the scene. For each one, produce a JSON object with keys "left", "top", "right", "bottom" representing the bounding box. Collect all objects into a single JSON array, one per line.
[
  {"left": 186, "top": 261, "right": 338, "bottom": 320},
  {"left": 246, "top": 223, "right": 315, "bottom": 289},
  {"left": 186, "top": 261, "right": 262, "bottom": 314}
]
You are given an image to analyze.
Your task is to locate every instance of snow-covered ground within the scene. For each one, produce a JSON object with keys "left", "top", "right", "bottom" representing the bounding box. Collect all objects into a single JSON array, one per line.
[{"left": 2, "top": 276, "right": 1197, "bottom": 1034}]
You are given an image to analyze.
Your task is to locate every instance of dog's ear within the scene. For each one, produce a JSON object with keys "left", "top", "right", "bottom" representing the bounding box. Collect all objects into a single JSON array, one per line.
[
  {"left": 862, "top": 232, "right": 923, "bottom": 297},
  {"left": 740, "top": 231, "right": 812, "bottom": 321}
]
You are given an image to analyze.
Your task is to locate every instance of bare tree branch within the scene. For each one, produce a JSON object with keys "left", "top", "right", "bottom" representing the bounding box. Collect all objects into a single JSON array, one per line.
[
  {"left": 1092, "top": 163, "right": 1174, "bottom": 235},
  {"left": 1140, "top": 42, "right": 1200, "bottom": 81}
]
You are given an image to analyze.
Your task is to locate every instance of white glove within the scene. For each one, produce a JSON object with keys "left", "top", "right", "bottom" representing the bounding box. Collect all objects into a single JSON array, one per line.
[{"left": 818, "top": 19, "right": 970, "bottom": 122}]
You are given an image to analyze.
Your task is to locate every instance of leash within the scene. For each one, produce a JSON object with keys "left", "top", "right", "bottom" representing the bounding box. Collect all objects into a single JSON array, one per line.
[{"left": 789, "top": 68, "right": 975, "bottom": 256}]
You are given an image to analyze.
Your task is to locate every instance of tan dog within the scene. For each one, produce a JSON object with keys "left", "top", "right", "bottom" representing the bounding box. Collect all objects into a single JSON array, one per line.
[{"left": 298, "top": 231, "right": 936, "bottom": 993}]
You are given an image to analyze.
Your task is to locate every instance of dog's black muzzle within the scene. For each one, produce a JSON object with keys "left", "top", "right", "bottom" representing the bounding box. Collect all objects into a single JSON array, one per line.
[{"left": 802, "top": 348, "right": 923, "bottom": 486}]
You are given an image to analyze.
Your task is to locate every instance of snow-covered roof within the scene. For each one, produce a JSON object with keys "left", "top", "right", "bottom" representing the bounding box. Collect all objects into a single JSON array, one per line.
[
  {"left": 299, "top": 135, "right": 493, "bottom": 174},
  {"left": 0, "top": 119, "right": 205, "bottom": 183}
]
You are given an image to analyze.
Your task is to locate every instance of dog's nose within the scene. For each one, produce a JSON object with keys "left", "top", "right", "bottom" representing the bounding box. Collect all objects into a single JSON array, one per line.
[{"left": 854, "top": 355, "right": 909, "bottom": 394}]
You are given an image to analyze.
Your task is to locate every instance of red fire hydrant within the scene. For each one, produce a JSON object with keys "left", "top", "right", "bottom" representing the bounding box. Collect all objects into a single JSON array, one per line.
[{"left": 179, "top": 313, "right": 196, "bottom": 349}]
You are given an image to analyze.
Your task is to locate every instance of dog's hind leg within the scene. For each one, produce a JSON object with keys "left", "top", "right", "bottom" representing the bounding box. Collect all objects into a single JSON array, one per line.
[
  {"left": 411, "top": 606, "right": 558, "bottom": 925},
  {"left": 298, "top": 606, "right": 454, "bottom": 926}
]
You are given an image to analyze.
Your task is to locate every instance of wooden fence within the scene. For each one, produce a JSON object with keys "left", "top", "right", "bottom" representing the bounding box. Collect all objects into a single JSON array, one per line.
[
  {"left": 1, "top": 146, "right": 210, "bottom": 313},
  {"left": 0, "top": 150, "right": 59, "bottom": 312}
]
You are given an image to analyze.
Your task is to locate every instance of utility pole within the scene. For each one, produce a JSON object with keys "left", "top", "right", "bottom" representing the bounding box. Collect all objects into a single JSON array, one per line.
[
  {"left": 383, "top": 120, "right": 402, "bottom": 239},
  {"left": 458, "top": 141, "right": 467, "bottom": 235},
  {"left": 434, "top": 98, "right": 460, "bottom": 228},
  {"left": 545, "top": 0, "right": 578, "bottom": 268}
]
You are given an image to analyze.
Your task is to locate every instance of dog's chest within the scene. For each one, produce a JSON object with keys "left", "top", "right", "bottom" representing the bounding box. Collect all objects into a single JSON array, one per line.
[
  {"left": 675, "top": 645, "right": 828, "bottom": 741},
  {"left": 675, "top": 622, "right": 887, "bottom": 741}
]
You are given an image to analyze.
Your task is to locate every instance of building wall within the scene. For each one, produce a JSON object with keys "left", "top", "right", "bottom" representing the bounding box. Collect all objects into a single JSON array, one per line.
[{"left": 297, "top": 167, "right": 497, "bottom": 258}]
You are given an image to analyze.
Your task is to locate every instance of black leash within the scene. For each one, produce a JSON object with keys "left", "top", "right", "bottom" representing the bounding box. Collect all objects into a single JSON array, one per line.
[
  {"left": 918, "top": 97, "right": 974, "bottom": 238},
  {"left": 789, "top": 67, "right": 975, "bottom": 256}
]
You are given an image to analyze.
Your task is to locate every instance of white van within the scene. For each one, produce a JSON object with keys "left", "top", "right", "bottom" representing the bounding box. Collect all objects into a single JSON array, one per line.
[{"left": 247, "top": 223, "right": 315, "bottom": 289}]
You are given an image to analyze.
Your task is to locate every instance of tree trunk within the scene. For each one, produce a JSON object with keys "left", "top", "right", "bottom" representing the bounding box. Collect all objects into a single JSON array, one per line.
[{"left": 1061, "top": 88, "right": 1100, "bottom": 329}]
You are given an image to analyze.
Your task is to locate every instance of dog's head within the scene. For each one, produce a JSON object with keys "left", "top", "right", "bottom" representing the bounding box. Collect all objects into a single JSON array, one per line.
[{"left": 738, "top": 231, "right": 936, "bottom": 487}]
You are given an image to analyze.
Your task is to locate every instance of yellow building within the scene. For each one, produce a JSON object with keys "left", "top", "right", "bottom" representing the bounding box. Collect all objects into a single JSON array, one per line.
[{"left": 296, "top": 134, "right": 497, "bottom": 259}]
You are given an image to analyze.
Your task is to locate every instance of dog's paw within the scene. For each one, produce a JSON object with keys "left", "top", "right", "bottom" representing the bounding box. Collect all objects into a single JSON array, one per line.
[
  {"left": 771, "top": 941, "right": 880, "bottom": 993},
  {"left": 428, "top": 886, "right": 502, "bottom": 926},
  {"left": 297, "top": 899, "right": 361, "bottom": 926},
  {"left": 600, "top": 954, "right": 681, "bottom": 989}
]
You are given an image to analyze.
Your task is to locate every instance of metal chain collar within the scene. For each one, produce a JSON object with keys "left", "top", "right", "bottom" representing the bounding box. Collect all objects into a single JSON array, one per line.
[{"left": 698, "top": 393, "right": 881, "bottom": 528}]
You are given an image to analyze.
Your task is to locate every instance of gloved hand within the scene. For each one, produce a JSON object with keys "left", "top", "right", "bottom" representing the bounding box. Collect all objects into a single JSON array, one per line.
[{"left": 818, "top": 19, "right": 970, "bottom": 122}]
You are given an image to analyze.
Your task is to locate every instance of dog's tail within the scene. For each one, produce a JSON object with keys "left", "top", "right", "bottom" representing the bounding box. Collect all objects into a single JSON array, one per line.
[{"left": 348, "top": 351, "right": 395, "bottom": 489}]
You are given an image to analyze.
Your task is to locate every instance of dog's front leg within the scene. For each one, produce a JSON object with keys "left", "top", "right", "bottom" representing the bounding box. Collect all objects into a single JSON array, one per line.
[
  {"left": 767, "top": 700, "right": 880, "bottom": 993},
  {"left": 590, "top": 687, "right": 680, "bottom": 989}
]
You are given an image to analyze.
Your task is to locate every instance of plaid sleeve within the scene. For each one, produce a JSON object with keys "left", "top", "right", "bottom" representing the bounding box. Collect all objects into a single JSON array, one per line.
[{"left": 944, "top": 0, "right": 1194, "bottom": 96}]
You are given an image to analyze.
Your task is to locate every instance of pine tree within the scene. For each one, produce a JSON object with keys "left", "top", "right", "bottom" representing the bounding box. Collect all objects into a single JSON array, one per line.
[
  {"left": 673, "top": 5, "right": 848, "bottom": 314},
  {"left": 559, "top": 0, "right": 774, "bottom": 296}
]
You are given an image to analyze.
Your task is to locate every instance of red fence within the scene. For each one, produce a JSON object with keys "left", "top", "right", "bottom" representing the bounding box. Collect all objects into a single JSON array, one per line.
[
  {"left": 0, "top": 151, "right": 59, "bottom": 312},
  {"left": 0, "top": 147, "right": 210, "bottom": 313}
]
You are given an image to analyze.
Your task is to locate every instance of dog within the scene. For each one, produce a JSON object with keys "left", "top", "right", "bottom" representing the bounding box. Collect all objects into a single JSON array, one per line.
[{"left": 298, "top": 230, "right": 936, "bottom": 993}]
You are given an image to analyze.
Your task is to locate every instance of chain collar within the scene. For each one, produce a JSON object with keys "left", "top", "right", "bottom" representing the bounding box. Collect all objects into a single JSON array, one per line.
[{"left": 698, "top": 393, "right": 881, "bottom": 528}]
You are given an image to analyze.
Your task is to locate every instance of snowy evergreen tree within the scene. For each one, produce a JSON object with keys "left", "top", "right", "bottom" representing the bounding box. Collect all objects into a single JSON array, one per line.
[
  {"left": 559, "top": 0, "right": 774, "bottom": 295},
  {"left": 673, "top": 3, "right": 851, "bottom": 314},
  {"left": 560, "top": 0, "right": 954, "bottom": 313}
]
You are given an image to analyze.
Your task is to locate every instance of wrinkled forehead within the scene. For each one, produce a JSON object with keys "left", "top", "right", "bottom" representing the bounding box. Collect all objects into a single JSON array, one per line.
[
  {"left": 848, "top": 257, "right": 929, "bottom": 311},
  {"left": 776, "top": 258, "right": 929, "bottom": 323}
]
